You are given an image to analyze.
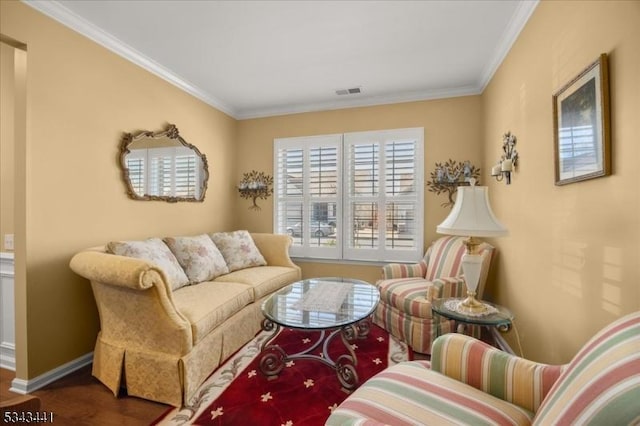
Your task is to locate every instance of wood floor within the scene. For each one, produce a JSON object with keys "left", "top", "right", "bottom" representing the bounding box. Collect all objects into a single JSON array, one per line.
[{"left": 1, "top": 366, "right": 168, "bottom": 425}]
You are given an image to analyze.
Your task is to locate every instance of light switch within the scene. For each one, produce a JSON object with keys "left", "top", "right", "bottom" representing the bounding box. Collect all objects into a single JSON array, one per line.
[{"left": 3, "top": 234, "right": 14, "bottom": 250}]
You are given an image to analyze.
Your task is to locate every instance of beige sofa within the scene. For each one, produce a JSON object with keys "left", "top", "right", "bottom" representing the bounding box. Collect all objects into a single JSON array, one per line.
[{"left": 70, "top": 232, "right": 301, "bottom": 407}]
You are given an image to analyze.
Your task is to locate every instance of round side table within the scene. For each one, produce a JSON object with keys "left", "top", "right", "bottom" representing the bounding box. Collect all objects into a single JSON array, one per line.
[{"left": 431, "top": 298, "right": 515, "bottom": 354}]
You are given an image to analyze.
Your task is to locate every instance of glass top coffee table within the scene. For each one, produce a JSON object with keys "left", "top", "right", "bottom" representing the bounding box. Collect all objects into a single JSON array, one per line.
[{"left": 259, "top": 277, "right": 380, "bottom": 392}]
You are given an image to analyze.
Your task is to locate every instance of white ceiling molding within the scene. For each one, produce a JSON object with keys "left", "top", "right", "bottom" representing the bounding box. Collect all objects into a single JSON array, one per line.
[
  {"left": 478, "top": 0, "right": 540, "bottom": 91},
  {"left": 23, "top": 0, "right": 238, "bottom": 118},
  {"left": 236, "top": 84, "right": 481, "bottom": 120}
]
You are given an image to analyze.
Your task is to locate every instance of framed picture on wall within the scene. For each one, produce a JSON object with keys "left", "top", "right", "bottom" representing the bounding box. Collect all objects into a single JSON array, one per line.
[{"left": 553, "top": 53, "right": 611, "bottom": 186}]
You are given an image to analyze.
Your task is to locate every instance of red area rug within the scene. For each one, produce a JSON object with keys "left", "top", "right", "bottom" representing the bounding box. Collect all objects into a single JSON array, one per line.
[{"left": 153, "top": 324, "right": 411, "bottom": 425}]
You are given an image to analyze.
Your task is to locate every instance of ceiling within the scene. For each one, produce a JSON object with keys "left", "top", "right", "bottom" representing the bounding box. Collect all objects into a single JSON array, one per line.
[{"left": 25, "top": 0, "right": 538, "bottom": 119}]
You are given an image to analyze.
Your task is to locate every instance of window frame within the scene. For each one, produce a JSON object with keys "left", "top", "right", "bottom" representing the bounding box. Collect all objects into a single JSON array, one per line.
[
  {"left": 343, "top": 128, "right": 424, "bottom": 262},
  {"left": 274, "top": 134, "right": 343, "bottom": 260},
  {"left": 273, "top": 127, "right": 424, "bottom": 263}
]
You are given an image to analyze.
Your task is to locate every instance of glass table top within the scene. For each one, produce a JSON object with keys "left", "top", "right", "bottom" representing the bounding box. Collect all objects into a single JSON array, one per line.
[
  {"left": 261, "top": 277, "right": 380, "bottom": 330},
  {"left": 431, "top": 298, "right": 514, "bottom": 327}
]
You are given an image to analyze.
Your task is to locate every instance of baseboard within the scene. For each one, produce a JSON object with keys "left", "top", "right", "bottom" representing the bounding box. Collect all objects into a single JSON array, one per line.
[{"left": 9, "top": 352, "right": 93, "bottom": 394}]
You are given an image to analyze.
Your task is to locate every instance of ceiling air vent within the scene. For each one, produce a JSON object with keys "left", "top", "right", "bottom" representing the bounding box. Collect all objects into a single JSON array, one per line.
[{"left": 335, "top": 87, "right": 362, "bottom": 96}]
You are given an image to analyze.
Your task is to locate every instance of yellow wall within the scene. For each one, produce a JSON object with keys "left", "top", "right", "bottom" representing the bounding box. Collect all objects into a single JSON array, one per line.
[
  {"left": 482, "top": 0, "right": 640, "bottom": 363},
  {"left": 1, "top": 42, "right": 15, "bottom": 247},
  {"left": 1, "top": 2, "right": 237, "bottom": 379},
  {"left": 1, "top": 0, "right": 638, "bottom": 383},
  {"left": 235, "top": 98, "right": 484, "bottom": 283}
]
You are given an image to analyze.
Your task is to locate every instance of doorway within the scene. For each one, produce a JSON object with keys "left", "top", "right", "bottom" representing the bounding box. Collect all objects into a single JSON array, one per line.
[{"left": 0, "top": 35, "right": 27, "bottom": 376}]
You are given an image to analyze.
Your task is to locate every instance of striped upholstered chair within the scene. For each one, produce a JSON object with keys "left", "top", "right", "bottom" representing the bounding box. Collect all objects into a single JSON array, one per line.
[
  {"left": 373, "top": 235, "right": 494, "bottom": 354},
  {"left": 327, "top": 311, "right": 640, "bottom": 425}
]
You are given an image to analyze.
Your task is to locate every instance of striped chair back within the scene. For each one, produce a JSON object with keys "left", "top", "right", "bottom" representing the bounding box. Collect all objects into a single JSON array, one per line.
[
  {"left": 424, "top": 236, "right": 466, "bottom": 281},
  {"left": 533, "top": 311, "right": 640, "bottom": 425},
  {"left": 424, "top": 236, "right": 494, "bottom": 298}
]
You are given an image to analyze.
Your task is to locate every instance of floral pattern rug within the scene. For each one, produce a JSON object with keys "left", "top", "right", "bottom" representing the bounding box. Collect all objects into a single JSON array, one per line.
[{"left": 152, "top": 324, "right": 412, "bottom": 425}]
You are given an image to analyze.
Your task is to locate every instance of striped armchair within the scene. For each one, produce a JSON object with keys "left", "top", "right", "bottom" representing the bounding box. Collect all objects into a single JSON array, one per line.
[
  {"left": 327, "top": 311, "right": 640, "bottom": 425},
  {"left": 373, "top": 236, "right": 494, "bottom": 353}
]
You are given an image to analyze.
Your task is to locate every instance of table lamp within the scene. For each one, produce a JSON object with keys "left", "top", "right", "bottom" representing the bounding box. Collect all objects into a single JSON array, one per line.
[{"left": 436, "top": 179, "right": 507, "bottom": 314}]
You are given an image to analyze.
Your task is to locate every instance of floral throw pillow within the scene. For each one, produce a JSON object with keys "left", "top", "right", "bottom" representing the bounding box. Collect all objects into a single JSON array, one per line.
[
  {"left": 164, "top": 234, "right": 229, "bottom": 284},
  {"left": 209, "top": 230, "right": 267, "bottom": 272},
  {"left": 107, "top": 238, "right": 190, "bottom": 291}
]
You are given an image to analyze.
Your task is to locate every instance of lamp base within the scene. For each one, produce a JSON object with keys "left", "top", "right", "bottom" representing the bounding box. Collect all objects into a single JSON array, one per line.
[{"left": 456, "top": 295, "right": 489, "bottom": 315}]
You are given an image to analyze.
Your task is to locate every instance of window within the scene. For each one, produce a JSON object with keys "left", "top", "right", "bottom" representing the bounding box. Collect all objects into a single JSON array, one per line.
[
  {"left": 125, "top": 146, "right": 200, "bottom": 198},
  {"left": 125, "top": 153, "right": 145, "bottom": 196},
  {"left": 274, "top": 128, "right": 423, "bottom": 262}
]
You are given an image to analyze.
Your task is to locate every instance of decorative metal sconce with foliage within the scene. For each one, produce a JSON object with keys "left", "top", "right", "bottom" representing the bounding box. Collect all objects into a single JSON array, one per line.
[
  {"left": 426, "top": 159, "right": 481, "bottom": 207},
  {"left": 491, "top": 132, "right": 519, "bottom": 184},
  {"left": 238, "top": 170, "right": 273, "bottom": 210}
]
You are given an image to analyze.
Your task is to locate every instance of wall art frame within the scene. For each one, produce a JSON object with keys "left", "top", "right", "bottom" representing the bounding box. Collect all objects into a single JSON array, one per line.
[{"left": 553, "top": 53, "right": 611, "bottom": 186}]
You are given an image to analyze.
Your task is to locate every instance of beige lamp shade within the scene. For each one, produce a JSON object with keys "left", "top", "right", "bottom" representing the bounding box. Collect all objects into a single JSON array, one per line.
[
  {"left": 436, "top": 184, "right": 508, "bottom": 237},
  {"left": 436, "top": 182, "right": 507, "bottom": 314}
]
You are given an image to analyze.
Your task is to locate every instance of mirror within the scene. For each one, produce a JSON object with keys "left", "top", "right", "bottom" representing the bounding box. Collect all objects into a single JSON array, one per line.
[{"left": 119, "top": 124, "right": 209, "bottom": 202}]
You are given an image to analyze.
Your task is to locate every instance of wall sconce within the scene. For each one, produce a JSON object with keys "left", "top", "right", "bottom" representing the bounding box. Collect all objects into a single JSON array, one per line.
[
  {"left": 426, "top": 159, "right": 481, "bottom": 207},
  {"left": 238, "top": 170, "right": 273, "bottom": 211},
  {"left": 491, "top": 131, "right": 519, "bottom": 184}
]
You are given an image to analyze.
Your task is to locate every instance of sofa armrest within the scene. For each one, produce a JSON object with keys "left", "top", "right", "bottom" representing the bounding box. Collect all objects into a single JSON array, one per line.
[
  {"left": 70, "top": 250, "right": 172, "bottom": 291},
  {"left": 70, "top": 250, "right": 192, "bottom": 354},
  {"left": 381, "top": 259, "right": 427, "bottom": 279},
  {"left": 251, "top": 233, "right": 300, "bottom": 271},
  {"left": 431, "top": 333, "right": 565, "bottom": 413}
]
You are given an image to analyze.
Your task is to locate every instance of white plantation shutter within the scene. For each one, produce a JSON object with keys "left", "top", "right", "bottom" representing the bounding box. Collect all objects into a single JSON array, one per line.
[
  {"left": 274, "top": 128, "right": 423, "bottom": 262},
  {"left": 131, "top": 146, "right": 199, "bottom": 198},
  {"left": 175, "top": 151, "right": 198, "bottom": 197},
  {"left": 125, "top": 150, "right": 145, "bottom": 195},
  {"left": 149, "top": 150, "right": 173, "bottom": 196},
  {"left": 274, "top": 134, "right": 342, "bottom": 259},
  {"left": 344, "top": 129, "right": 423, "bottom": 262}
]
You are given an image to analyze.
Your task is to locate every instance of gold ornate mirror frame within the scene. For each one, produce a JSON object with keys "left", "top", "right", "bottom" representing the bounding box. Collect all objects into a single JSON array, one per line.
[{"left": 119, "top": 124, "right": 209, "bottom": 202}]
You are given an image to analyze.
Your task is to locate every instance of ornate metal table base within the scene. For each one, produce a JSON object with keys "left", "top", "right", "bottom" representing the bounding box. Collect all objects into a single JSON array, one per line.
[
  {"left": 258, "top": 318, "right": 372, "bottom": 392},
  {"left": 456, "top": 321, "right": 514, "bottom": 354}
]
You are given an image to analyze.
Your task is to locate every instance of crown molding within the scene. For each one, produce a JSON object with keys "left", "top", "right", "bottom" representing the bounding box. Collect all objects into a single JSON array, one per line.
[
  {"left": 236, "top": 85, "right": 482, "bottom": 120},
  {"left": 478, "top": 0, "right": 539, "bottom": 91},
  {"left": 22, "top": 0, "right": 238, "bottom": 118}
]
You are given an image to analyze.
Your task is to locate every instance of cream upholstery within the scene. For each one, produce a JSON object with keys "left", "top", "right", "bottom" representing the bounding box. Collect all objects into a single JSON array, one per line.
[{"left": 70, "top": 232, "right": 301, "bottom": 407}]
